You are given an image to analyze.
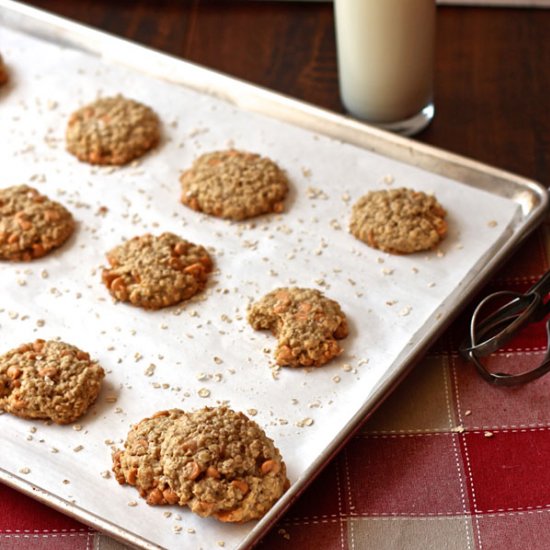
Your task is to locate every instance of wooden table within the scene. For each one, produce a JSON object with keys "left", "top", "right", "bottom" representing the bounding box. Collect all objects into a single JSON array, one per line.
[{"left": 3, "top": 2, "right": 550, "bottom": 549}]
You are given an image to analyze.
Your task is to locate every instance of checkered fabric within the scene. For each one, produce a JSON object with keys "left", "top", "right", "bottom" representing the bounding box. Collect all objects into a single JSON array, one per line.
[{"left": 2, "top": 223, "right": 550, "bottom": 550}]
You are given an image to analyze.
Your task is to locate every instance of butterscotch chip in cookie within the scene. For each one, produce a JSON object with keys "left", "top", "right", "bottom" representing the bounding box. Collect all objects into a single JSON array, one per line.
[
  {"left": 102, "top": 232, "right": 213, "bottom": 310},
  {"left": 0, "top": 339, "right": 105, "bottom": 424},
  {"left": 248, "top": 287, "right": 349, "bottom": 367},
  {"left": 113, "top": 407, "right": 289, "bottom": 523},
  {"left": 66, "top": 95, "right": 160, "bottom": 165},
  {"left": 0, "top": 185, "right": 75, "bottom": 261},
  {"left": 349, "top": 187, "right": 447, "bottom": 254},
  {"left": 180, "top": 149, "right": 289, "bottom": 220},
  {"left": 0, "top": 53, "right": 8, "bottom": 85}
]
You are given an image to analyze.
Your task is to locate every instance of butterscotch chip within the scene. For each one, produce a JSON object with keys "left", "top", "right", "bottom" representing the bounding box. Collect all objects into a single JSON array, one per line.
[
  {"left": 349, "top": 187, "right": 447, "bottom": 254},
  {"left": 0, "top": 53, "right": 8, "bottom": 85},
  {"left": 180, "top": 149, "right": 289, "bottom": 220},
  {"left": 0, "top": 185, "right": 75, "bottom": 261},
  {"left": 66, "top": 95, "right": 160, "bottom": 165},
  {"left": 102, "top": 232, "right": 213, "bottom": 310},
  {"left": 248, "top": 287, "right": 349, "bottom": 367},
  {"left": 113, "top": 407, "right": 289, "bottom": 523},
  {"left": 0, "top": 339, "right": 104, "bottom": 424}
]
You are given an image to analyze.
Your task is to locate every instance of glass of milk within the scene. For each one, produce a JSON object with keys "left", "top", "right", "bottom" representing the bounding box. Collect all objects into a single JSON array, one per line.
[{"left": 334, "top": 0, "right": 436, "bottom": 136}]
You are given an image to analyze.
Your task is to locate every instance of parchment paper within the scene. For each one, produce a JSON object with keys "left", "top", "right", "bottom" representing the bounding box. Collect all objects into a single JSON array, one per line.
[{"left": 0, "top": 26, "right": 520, "bottom": 549}]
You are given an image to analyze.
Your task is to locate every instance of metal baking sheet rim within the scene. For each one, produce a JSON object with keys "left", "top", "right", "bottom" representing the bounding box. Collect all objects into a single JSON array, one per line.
[{"left": 0, "top": 1, "right": 548, "bottom": 549}]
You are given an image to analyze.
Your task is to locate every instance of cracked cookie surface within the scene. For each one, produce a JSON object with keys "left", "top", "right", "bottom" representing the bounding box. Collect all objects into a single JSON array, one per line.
[
  {"left": 102, "top": 232, "right": 213, "bottom": 310},
  {"left": 0, "top": 185, "right": 75, "bottom": 261},
  {"left": 0, "top": 339, "right": 105, "bottom": 424},
  {"left": 180, "top": 149, "right": 289, "bottom": 220},
  {"left": 248, "top": 287, "right": 349, "bottom": 367},
  {"left": 66, "top": 95, "right": 160, "bottom": 165},
  {"left": 349, "top": 187, "right": 447, "bottom": 254},
  {"left": 113, "top": 407, "right": 289, "bottom": 523}
]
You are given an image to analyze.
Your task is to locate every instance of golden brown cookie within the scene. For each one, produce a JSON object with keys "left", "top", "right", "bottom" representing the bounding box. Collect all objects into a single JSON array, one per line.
[
  {"left": 349, "top": 187, "right": 447, "bottom": 254},
  {"left": 66, "top": 95, "right": 160, "bottom": 165},
  {"left": 0, "top": 53, "right": 8, "bottom": 85},
  {"left": 248, "top": 287, "right": 349, "bottom": 367},
  {"left": 113, "top": 407, "right": 289, "bottom": 523},
  {"left": 0, "top": 339, "right": 105, "bottom": 424},
  {"left": 112, "top": 409, "right": 188, "bottom": 503},
  {"left": 0, "top": 185, "right": 75, "bottom": 261},
  {"left": 101, "top": 232, "right": 213, "bottom": 310},
  {"left": 180, "top": 149, "right": 289, "bottom": 221}
]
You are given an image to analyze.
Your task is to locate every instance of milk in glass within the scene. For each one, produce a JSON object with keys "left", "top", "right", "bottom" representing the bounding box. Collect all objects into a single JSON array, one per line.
[{"left": 334, "top": 0, "right": 435, "bottom": 134}]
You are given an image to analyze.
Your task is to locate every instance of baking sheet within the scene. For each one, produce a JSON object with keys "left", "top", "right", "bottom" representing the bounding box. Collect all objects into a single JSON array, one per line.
[{"left": 0, "top": 5, "right": 547, "bottom": 550}]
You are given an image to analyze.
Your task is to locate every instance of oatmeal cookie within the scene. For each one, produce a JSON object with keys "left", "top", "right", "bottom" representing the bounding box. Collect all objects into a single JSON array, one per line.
[
  {"left": 0, "top": 339, "right": 105, "bottom": 424},
  {"left": 349, "top": 187, "right": 447, "bottom": 254},
  {"left": 0, "top": 53, "right": 8, "bottom": 85},
  {"left": 180, "top": 149, "right": 289, "bottom": 220},
  {"left": 0, "top": 185, "right": 75, "bottom": 261},
  {"left": 102, "top": 232, "right": 213, "bottom": 310},
  {"left": 113, "top": 407, "right": 289, "bottom": 523},
  {"left": 248, "top": 287, "right": 349, "bottom": 367},
  {"left": 66, "top": 95, "right": 160, "bottom": 165},
  {"left": 112, "top": 409, "right": 188, "bottom": 502}
]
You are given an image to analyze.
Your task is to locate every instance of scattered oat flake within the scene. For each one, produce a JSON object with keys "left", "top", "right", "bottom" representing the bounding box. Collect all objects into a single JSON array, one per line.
[
  {"left": 484, "top": 431, "right": 494, "bottom": 438},
  {"left": 464, "top": 410, "right": 472, "bottom": 416},
  {"left": 399, "top": 306, "right": 412, "bottom": 317},
  {"left": 487, "top": 220, "right": 498, "bottom": 228},
  {"left": 332, "top": 375, "right": 341, "bottom": 383},
  {"left": 306, "top": 186, "right": 329, "bottom": 200},
  {"left": 19, "top": 467, "right": 31, "bottom": 474},
  {"left": 100, "top": 470, "right": 111, "bottom": 479},
  {"left": 173, "top": 525, "right": 182, "bottom": 534},
  {"left": 198, "top": 388, "right": 211, "bottom": 398},
  {"left": 247, "top": 408, "right": 258, "bottom": 416},
  {"left": 187, "top": 528, "right": 195, "bottom": 534},
  {"left": 144, "top": 363, "right": 156, "bottom": 377},
  {"left": 217, "top": 542, "right": 226, "bottom": 548},
  {"left": 213, "top": 356, "right": 223, "bottom": 365},
  {"left": 72, "top": 424, "right": 82, "bottom": 431},
  {"left": 128, "top": 501, "right": 138, "bottom": 507},
  {"left": 453, "top": 425, "right": 465, "bottom": 433},
  {"left": 73, "top": 445, "right": 84, "bottom": 452},
  {"left": 296, "top": 417, "right": 314, "bottom": 427},
  {"left": 163, "top": 511, "right": 172, "bottom": 518}
]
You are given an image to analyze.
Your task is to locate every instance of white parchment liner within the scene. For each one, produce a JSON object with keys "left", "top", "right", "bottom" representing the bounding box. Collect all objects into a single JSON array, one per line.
[{"left": 0, "top": 26, "right": 519, "bottom": 549}]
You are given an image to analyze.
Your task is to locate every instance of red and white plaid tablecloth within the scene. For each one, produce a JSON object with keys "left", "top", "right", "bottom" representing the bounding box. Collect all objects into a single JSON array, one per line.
[{"left": 2, "top": 222, "right": 550, "bottom": 549}]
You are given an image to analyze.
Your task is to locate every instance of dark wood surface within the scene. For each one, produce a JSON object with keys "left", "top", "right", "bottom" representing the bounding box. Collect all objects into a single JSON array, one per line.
[{"left": 20, "top": 0, "right": 550, "bottom": 187}]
